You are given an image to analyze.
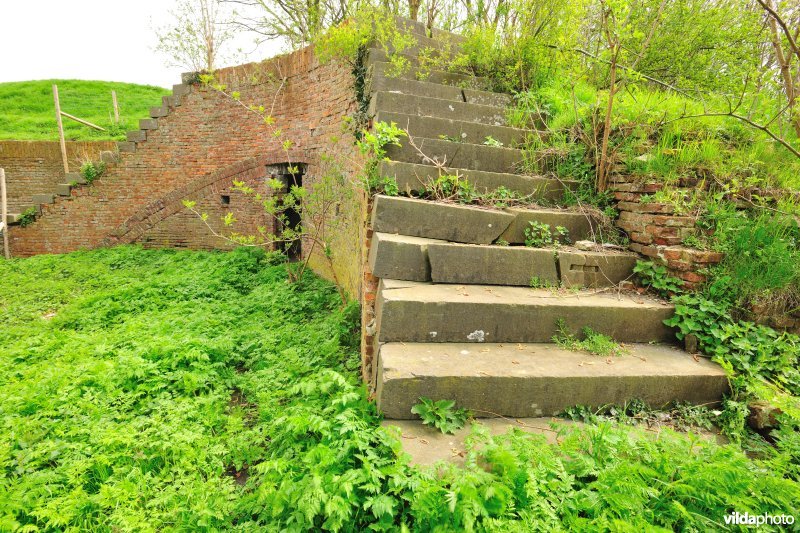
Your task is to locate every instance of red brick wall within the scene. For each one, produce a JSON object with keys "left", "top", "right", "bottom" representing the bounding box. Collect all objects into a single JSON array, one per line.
[
  {"left": 611, "top": 178, "right": 723, "bottom": 289},
  {"left": 0, "top": 141, "right": 115, "bottom": 212},
  {"left": 7, "top": 45, "right": 368, "bottom": 299}
]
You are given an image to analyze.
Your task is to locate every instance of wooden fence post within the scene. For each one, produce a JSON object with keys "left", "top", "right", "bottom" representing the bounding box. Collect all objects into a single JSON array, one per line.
[
  {"left": 112, "top": 90, "right": 120, "bottom": 124},
  {"left": 1, "top": 168, "right": 9, "bottom": 259},
  {"left": 53, "top": 84, "right": 69, "bottom": 174}
]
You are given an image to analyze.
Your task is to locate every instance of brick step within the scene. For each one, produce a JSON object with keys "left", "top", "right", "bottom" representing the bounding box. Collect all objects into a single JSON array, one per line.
[
  {"left": 374, "top": 279, "right": 675, "bottom": 344},
  {"left": 368, "top": 68, "right": 511, "bottom": 107},
  {"left": 371, "top": 195, "right": 598, "bottom": 244},
  {"left": 378, "top": 160, "right": 570, "bottom": 200},
  {"left": 370, "top": 91, "right": 522, "bottom": 127},
  {"left": 374, "top": 110, "right": 537, "bottom": 148},
  {"left": 369, "top": 233, "right": 637, "bottom": 287},
  {"left": 375, "top": 342, "right": 728, "bottom": 418},
  {"left": 367, "top": 54, "right": 491, "bottom": 90},
  {"left": 385, "top": 136, "right": 524, "bottom": 174}
]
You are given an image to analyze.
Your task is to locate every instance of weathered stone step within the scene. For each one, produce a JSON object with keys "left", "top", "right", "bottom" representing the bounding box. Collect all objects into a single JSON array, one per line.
[
  {"left": 370, "top": 91, "right": 515, "bottom": 127},
  {"left": 374, "top": 110, "right": 535, "bottom": 148},
  {"left": 369, "top": 60, "right": 491, "bottom": 91},
  {"left": 368, "top": 69, "right": 511, "bottom": 107},
  {"left": 375, "top": 342, "right": 728, "bottom": 418},
  {"left": 385, "top": 136, "right": 524, "bottom": 174},
  {"left": 371, "top": 195, "right": 597, "bottom": 244},
  {"left": 375, "top": 279, "right": 675, "bottom": 344},
  {"left": 369, "top": 233, "right": 638, "bottom": 287},
  {"left": 378, "top": 160, "right": 568, "bottom": 200}
]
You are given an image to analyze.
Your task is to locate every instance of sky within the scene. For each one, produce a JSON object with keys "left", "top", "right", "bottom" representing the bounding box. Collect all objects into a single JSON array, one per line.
[{"left": 0, "top": 0, "right": 281, "bottom": 88}]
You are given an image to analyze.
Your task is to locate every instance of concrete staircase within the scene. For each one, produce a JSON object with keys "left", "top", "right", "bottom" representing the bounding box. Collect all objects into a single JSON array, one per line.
[
  {"left": 365, "top": 22, "right": 728, "bottom": 419},
  {"left": 6, "top": 81, "right": 193, "bottom": 227}
]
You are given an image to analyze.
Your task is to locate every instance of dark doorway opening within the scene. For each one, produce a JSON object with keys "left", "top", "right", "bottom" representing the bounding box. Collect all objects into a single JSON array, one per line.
[{"left": 267, "top": 163, "right": 306, "bottom": 260}]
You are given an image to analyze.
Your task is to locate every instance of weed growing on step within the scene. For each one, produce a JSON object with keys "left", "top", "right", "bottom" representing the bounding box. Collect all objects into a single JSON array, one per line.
[
  {"left": 79, "top": 160, "right": 106, "bottom": 184},
  {"left": 562, "top": 399, "right": 719, "bottom": 433},
  {"left": 483, "top": 135, "right": 503, "bottom": 147},
  {"left": 523, "top": 221, "right": 569, "bottom": 248},
  {"left": 529, "top": 276, "right": 558, "bottom": 289},
  {"left": 553, "top": 319, "right": 627, "bottom": 357},
  {"left": 16, "top": 207, "right": 37, "bottom": 227},
  {"left": 411, "top": 397, "right": 470, "bottom": 434}
]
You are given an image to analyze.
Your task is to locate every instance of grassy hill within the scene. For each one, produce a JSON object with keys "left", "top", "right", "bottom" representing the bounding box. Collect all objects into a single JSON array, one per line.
[{"left": 0, "top": 80, "right": 170, "bottom": 141}]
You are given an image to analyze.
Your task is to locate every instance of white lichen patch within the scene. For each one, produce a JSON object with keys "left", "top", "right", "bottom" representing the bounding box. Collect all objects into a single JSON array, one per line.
[{"left": 467, "top": 330, "right": 486, "bottom": 342}]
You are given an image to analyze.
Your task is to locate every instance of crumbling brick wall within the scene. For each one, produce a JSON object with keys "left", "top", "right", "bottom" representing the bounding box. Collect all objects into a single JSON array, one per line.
[{"left": 611, "top": 179, "right": 724, "bottom": 289}]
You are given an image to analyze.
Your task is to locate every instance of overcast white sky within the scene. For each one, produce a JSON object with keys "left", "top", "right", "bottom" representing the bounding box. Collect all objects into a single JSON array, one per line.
[{"left": 0, "top": 1, "right": 281, "bottom": 88}]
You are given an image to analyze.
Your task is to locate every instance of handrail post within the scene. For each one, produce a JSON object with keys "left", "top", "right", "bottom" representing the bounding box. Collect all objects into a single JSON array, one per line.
[
  {"left": 53, "top": 84, "right": 69, "bottom": 173},
  {"left": 1, "top": 168, "right": 9, "bottom": 259}
]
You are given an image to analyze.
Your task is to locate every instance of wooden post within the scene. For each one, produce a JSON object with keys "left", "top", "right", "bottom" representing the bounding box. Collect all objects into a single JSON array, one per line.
[
  {"left": 112, "top": 90, "right": 120, "bottom": 124},
  {"left": 1, "top": 168, "right": 9, "bottom": 259},
  {"left": 53, "top": 84, "right": 69, "bottom": 174}
]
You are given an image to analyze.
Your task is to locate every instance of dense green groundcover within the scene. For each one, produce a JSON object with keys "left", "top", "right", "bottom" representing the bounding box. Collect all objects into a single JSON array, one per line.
[
  {"left": 0, "top": 80, "right": 169, "bottom": 141},
  {"left": 1, "top": 247, "right": 798, "bottom": 531}
]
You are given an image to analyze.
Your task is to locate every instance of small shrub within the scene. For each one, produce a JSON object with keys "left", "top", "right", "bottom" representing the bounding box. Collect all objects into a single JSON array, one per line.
[
  {"left": 80, "top": 160, "right": 107, "bottom": 184},
  {"left": 16, "top": 207, "right": 37, "bottom": 227}
]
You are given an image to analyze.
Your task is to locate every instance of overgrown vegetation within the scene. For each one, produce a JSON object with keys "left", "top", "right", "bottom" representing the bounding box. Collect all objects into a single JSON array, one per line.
[
  {"left": 0, "top": 80, "right": 169, "bottom": 141},
  {"left": 411, "top": 397, "right": 470, "bottom": 434},
  {"left": 2, "top": 247, "right": 799, "bottom": 530}
]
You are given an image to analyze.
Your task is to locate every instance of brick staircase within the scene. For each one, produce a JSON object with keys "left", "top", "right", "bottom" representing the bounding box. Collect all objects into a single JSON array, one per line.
[
  {"left": 365, "top": 21, "right": 728, "bottom": 419},
  {"left": 5, "top": 82, "right": 193, "bottom": 228}
]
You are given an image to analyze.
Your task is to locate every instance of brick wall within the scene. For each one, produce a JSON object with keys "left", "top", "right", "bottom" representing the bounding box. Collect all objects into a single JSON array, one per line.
[
  {"left": 7, "top": 45, "right": 369, "bottom": 299},
  {"left": 611, "top": 178, "right": 724, "bottom": 289},
  {"left": 0, "top": 141, "right": 115, "bottom": 212}
]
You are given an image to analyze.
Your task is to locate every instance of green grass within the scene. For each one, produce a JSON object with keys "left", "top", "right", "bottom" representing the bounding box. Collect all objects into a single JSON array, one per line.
[
  {"left": 1, "top": 247, "right": 799, "bottom": 530},
  {"left": 0, "top": 80, "right": 170, "bottom": 141}
]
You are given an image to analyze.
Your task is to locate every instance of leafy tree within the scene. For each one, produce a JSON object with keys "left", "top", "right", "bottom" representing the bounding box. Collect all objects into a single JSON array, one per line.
[{"left": 155, "top": 0, "right": 241, "bottom": 72}]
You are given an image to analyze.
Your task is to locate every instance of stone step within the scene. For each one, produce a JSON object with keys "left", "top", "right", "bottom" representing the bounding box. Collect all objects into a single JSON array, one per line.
[
  {"left": 378, "top": 160, "right": 569, "bottom": 200},
  {"left": 392, "top": 15, "right": 467, "bottom": 45},
  {"left": 374, "top": 110, "right": 536, "bottom": 148},
  {"left": 375, "top": 342, "right": 728, "bottom": 418},
  {"left": 368, "top": 59, "right": 491, "bottom": 91},
  {"left": 100, "top": 150, "right": 119, "bottom": 164},
  {"left": 375, "top": 279, "right": 675, "bottom": 344},
  {"left": 369, "top": 91, "right": 513, "bottom": 127},
  {"left": 139, "top": 118, "right": 158, "bottom": 131},
  {"left": 117, "top": 141, "right": 136, "bottom": 153},
  {"left": 369, "top": 233, "right": 638, "bottom": 287},
  {"left": 32, "top": 193, "right": 56, "bottom": 205},
  {"left": 127, "top": 130, "right": 146, "bottom": 143},
  {"left": 385, "top": 136, "right": 524, "bottom": 174},
  {"left": 55, "top": 183, "right": 73, "bottom": 196},
  {"left": 65, "top": 172, "right": 87, "bottom": 185},
  {"left": 163, "top": 95, "right": 181, "bottom": 108},
  {"left": 368, "top": 70, "right": 511, "bottom": 107},
  {"left": 371, "top": 195, "right": 597, "bottom": 245},
  {"left": 149, "top": 106, "right": 168, "bottom": 118}
]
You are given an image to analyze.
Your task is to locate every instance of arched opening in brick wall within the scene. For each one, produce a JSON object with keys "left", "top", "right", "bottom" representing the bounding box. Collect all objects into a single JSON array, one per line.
[{"left": 267, "top": 162, "right": 307, "bottom": 260}]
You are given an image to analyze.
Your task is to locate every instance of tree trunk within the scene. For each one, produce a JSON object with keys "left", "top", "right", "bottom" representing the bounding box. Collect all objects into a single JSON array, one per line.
[
  {"left": 597, "top": 47, "right": 618, "bottom": 192},
  {"left": 765, "top": 0, "right": 800, "bottom": 138},
  {"left": 408, "top": 0, "right": 421, "bottom": 21}
]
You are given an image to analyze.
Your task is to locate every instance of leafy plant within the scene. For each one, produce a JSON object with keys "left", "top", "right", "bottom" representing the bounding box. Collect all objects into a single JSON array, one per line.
[
  {"left": 16, "top": 207, "right": 37, "bottom": 227},
  {"left": 411, "top": 397, "right": 470, "bottom": 434},
  {"left": 523, "top": 221, "right": 569, "bottom": 247},
  {"left": 553, "top": 319, "right": 627, "bottom": 357},
  {"left": 633, "top": 260, "right": 685, "bottom": 297}
]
